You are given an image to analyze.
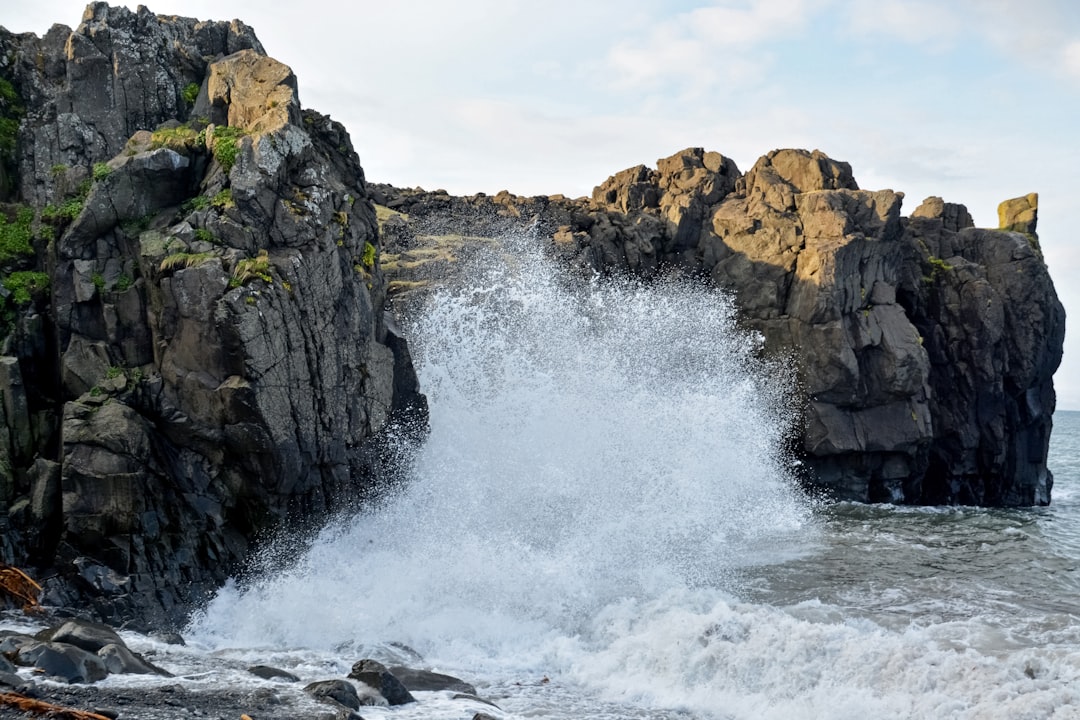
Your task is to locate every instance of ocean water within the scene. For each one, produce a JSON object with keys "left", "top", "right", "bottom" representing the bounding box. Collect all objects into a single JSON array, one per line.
[{"left": 182, "top": 234, "right": 1080, "bottom": 720}]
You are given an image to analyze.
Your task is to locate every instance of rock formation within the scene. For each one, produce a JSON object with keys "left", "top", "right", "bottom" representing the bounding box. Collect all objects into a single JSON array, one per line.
[
  {"left": 376, "top": 147, "right": 1064, "bottom": 506},
  {"left": 0, "top": 4, "right": 425, "bottom": 625},
  {"left": 0, "top": 2, "right": 1066, "bottom": 630}
]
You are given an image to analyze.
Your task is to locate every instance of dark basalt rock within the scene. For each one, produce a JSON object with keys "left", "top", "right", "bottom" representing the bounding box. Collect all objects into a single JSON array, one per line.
[
  {"left": 303, "top": 679, "right": 362, "bottom": 711},
  {"left": 16, "top": 641, "right": 109, "bottom": 683},
  {"left": 248, "top": 664, "right": 301, "bottom": 682},
  {"left": 41, "top": 618, "right": 123, "bottom": 653},
  {"left": 389, "top": 665, "right": 477, "bottom": 694},
  {"left": 98, "top": 642, "right": 171, "bottom": 676},
  {"left": 0, "top": 3, "right": 427, "bottom": 626},
  {"left": 348, "top": 658, "right": 416, "bottom": 705}
]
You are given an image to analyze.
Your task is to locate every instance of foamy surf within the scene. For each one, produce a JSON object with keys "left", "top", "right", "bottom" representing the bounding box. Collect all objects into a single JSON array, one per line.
[{"left": 184, "top": 231, "right": 1080, "bottom": 719}]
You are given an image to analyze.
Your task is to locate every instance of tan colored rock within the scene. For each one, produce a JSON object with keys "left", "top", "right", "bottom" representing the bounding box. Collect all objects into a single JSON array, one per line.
[
  {"left": 911, "top": 196, "right": 974, "bottom": 233},
  {"left": 206, "top": 49, "right": 300, "bottom": 133},
  {"left": 739, "top": 149, "right": 858, "bottom": 214},
  {"left": 998, "top": 192, "right": 1038, "bottom": 235},
  {"left": 591, "top": 164, "right": 657, "bottom": 212},
  {"left": 351, "top": 147, "right": 1065, "bottom": 509}
]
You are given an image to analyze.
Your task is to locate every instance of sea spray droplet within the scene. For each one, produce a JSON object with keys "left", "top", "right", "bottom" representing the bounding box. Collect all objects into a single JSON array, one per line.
[{"left": 187, "top": 229, "right": 811, "bottom": 660}]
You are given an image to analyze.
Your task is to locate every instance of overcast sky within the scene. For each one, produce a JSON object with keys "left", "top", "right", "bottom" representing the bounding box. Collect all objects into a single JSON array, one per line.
[{"left": 6, "top": 1, "right": 1080, "bottom": 408}]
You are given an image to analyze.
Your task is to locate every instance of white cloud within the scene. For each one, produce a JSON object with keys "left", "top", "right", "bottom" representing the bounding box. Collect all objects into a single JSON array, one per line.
[
  {"left": 847, "top": 0, "right": 961, "bottom": 48},
  {"left": 962, "top": 3, "right": 1080, "bottom": 90},
  {"left": 604, "top": 0, "right": 814, "bottom": 92}
]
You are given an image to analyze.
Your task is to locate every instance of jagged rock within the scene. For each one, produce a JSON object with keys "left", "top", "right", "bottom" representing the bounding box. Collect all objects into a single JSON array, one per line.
[
  {"left": 592, "top": 164, "right": 658, "bottom": 212},
  {"left": 6, "top": 2, "right": 263, "bottom": 206},
  {"left": 348, "top": 659, "right": 416, "bottom": 705},
  {"left": 0, "top": 5, "right": 426, "bottom": 626},
  {"left": 911, "top": 196, "right": 974, "bottom": 233},
  {"left": 206, "top": 49, "right": 300, "bottom": 132},
  {"left": 0, "top": 357, "right": 31, "bottom": 463},
  {"left": 378, "top": 145, "right": 1064, "bottom": 506}
]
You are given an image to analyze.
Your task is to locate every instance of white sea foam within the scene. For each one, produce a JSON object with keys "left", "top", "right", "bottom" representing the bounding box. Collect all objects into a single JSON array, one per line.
[{"left": 185, "top": 233, "right": 1080, "bottom": 719}]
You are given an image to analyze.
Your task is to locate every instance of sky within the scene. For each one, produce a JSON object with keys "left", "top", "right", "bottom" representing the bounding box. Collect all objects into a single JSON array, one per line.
[{"left": 5, "top": 1, "right": 1079, "bottom": 408}]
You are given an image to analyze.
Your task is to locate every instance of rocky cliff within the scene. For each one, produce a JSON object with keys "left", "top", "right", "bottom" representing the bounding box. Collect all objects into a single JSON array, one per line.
[
  {"left": 0, "top": 4, "right": 425, "bottom": 625},
  {"left": 375, "top": 147, "right": 1064, "bottom": 507}
]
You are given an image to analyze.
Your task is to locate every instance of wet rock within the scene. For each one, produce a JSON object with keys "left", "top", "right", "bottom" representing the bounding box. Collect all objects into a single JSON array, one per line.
[
  {"left": 98, "top": 642, "right": 171, "bottom": 676},
  {"left": 455, "top": 692, "right": 501, "bottom": 708},
  {"left": 42, "top": 619, "right": 124, "bottom": 653},
  {"left": 348, "top": 659, "right": 416, "bottom": 705},
  {"left": 248, "top": 664, "right": 300, "bottom": 682},
  {"left": 0, "top": 632, "right": 39, "bottom": 655},
  {"left": 17, "top": 641, "right": 109, "bottom": 683},
  {"left": 389, "top": 665, "right": 476, "bottom": 694},
  {"left": 0, "top": 669, "right": 28, "bottom": 690},
  {"left": 304, "top": 679, "right": 362, "bottom": 711}
]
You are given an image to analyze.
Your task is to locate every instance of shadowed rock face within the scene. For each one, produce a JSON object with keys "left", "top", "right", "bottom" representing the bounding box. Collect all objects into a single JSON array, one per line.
[
  {"left": 0, "top": 4, "right": 425, "bottom": 625},
  {"left": 377, "top": 147, "right": 1064, "bottom": 507}
]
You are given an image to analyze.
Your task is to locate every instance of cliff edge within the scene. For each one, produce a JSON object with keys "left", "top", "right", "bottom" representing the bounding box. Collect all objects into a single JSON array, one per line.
[
  {"left": 376, "top": 147, "right": 1064, "bottom": 507},
  {"left": 0, "top": 4, "right": 425, "bottom": 625}
]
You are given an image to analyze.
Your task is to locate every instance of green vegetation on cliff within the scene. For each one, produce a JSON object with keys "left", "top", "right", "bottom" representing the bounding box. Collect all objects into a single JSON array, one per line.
[
  {"left": 0, "top": 206, "right": 34, "bottom": 265},
  {"left": 181, "top": 82, "right": 200, "bottom": 106},
  {"left": 231, "top": 249, "right": 271, "bottom": 286},
  {"left": 212, "top": 125, "right": 247, "bottom": 172},
  {"left": 150, "top": 124, "right": 203, "bottom": 153},
  {"left": 2, "top": 271, "right": 49, "bottom": 305}
]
